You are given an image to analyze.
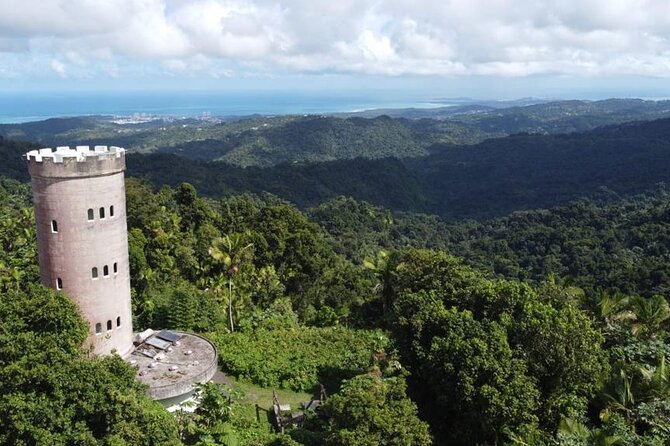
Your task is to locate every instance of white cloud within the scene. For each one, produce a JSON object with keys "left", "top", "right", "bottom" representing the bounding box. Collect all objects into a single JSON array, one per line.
[
  {"left": 50, "top": 59, "right": 67, "bottom": 77},
  {"left": 2, "top": 0, "right": 670, "bottom": 80}
]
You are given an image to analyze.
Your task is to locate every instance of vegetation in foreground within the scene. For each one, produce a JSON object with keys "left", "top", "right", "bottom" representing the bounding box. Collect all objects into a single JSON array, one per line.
[{"left": 3, "top": 168, "right": 670, "bottom": 444}]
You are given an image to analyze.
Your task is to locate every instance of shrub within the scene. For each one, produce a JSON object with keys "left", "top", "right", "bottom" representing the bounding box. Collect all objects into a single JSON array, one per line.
[{"left": 210, "top": 327, "right": 388, "bottom": 392}]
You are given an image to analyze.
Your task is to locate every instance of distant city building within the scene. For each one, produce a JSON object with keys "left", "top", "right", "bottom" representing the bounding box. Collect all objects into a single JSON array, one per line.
[{"left": 26, "top": 145, "right": 217, "bottom": 408}]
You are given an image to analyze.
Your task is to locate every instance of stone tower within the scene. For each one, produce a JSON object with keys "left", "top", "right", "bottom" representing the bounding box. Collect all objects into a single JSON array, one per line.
[{"left": 26, "top": 145, "right": 133, "bottom": 357}]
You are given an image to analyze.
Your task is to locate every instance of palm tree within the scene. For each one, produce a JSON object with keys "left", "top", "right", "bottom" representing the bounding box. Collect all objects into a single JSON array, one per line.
[
  {"left": 638, "top": 354, "right": 670, "bottom": 401},
  {"left": 602, "top": 366, "right": 635, "bottom": 421},
  {"left": 363, "top": 250, "right": 392, "bottom": 315},
  {"left": 628, "top": 295, "right": 670, "bottom": 339},
  {"left": 557, "top": 417, "right": 624, "bottom": 446},
  {"left": 209, "top": 233, "right": 253, "bottom": 333},
  {"left": 595, "top": 288, "right": 632, "bottom": 327}
]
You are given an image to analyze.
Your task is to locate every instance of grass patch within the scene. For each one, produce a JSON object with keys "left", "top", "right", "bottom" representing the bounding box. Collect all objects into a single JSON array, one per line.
[
  {"left": 222, "top": 376, "right": 314, "bottom": 444},
  {"left": 231, "top": 376, "right": 312, "bottom": 425}
]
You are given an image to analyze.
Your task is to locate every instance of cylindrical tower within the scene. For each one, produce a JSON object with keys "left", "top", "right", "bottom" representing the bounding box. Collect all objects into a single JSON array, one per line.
[{"left": 26, "top": 145, "right": 133, "bottom": 357}]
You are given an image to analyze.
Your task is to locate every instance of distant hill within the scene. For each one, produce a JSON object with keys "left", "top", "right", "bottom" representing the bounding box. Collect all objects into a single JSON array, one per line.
[
  {"left": 0, "top": 138, "right": 38, "bottom": 182},
  {"left": 338, "top": 98, "right": 670, "bottom": 133},
  {"left": 409, "top": 116, "right": 670, "bottom": 218},
  {"left": 125, "top": 116, "right": 670, "bottom": 219},
  {"left": 451, "top": 98, "right": 670, "bottom": 135},
  {"left": 4, "top": 115, "right": 670, "bottom": 219},
  {"left": 331, "top": 104, "right": 497, "bottom": 120},
  {"left": 182, "top": 116, "right": 429, "bottom": 167},
  {"left": 3, "top": 104, "right": 670, "bottom": 220},
  {"left": 126, "top": 154, "right": 430, "bottom": 212},
  {"left": 3, "top": 98, "right": 670, "bottom": 167},
  {"left": 0, "top": 117, "right": 101, "bottom": 142}
]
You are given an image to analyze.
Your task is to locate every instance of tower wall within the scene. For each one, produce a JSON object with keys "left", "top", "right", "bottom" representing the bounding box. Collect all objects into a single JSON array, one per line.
[{"left": 27, "top": 146, "right": 133, "bottom": 357}]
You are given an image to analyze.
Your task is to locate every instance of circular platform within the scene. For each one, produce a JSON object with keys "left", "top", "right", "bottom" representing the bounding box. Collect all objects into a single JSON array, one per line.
[{"left": 127, "top": 331, "right": 218, "bottom": 401}]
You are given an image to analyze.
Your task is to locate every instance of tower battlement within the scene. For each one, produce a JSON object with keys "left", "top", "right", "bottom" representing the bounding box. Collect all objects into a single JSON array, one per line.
[
  {"left": 26, "top": 144, "right": 133, "bottom": 356},
  {"left": 26, "top": 146, "right": 125, "bottom": 179},
  {"left": 26, "top": 145, "right": 124, "bottom": 163}
]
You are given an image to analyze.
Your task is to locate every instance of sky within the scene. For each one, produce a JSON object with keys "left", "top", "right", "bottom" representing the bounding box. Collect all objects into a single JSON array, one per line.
[{"left": 1, "top": 0, "right": 670, "bottom": 99}]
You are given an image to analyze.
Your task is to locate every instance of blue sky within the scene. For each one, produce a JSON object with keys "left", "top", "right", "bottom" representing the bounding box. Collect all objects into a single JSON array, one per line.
[{"left": 1, "top": 0, "right": 670, "bottom": 99}]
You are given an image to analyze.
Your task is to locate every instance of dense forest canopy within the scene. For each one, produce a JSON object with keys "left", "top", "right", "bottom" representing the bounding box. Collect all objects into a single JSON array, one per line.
[
  {"left": 3, "top": 104, "right": 670, "bottom": 444},
  {"left": 2, "top": 171, "right": 670, "bottom": 444},
  {"left": 5, "top": 115, "right": 670, "bottom": 220}
]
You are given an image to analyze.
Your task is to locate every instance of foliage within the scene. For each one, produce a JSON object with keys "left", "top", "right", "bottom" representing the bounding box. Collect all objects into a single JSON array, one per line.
[
  {"left": 124, "top": 181, "right": 376, "bottom": 329},
  {"left": 178, "top": 382, "right": 243, "bottom": 445},
  {"left": 0, "top": 284, "right": 180, "bottom": 446},
  {"left": 556, "top": 417, "right": 624, "bottom": 446},
  {"left": 385, "top": 249, "right": 607, "bottom": 444},
  {"left": 0, "top": 179, "right": 38, "bottom": 289},
  {"left": 323, "top": 374, "right": 432, "bottom": 446},
  {"left": 141, "top": 279, "right": 227, "bottom": 333},
  {"left": 128, "top": 154, "right": 431, "bottom": 214},
  {"left": 209, "top": 232, "right": 255, "bottom": 332},
  {"left": 312, "top": 191, "right": 670, "bottom": 302},
  {"left": 210, "top": 327, "right": 388, "bottom": 393}
]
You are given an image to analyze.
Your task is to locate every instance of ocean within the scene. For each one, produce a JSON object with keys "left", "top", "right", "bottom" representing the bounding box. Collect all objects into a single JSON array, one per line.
[{"left": 0, "top": 90, "right": 443, "bottom": 123}]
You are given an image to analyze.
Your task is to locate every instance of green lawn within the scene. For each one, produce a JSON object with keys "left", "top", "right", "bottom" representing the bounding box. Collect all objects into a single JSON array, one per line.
[{"left": 227, "top": 375, "right": 314, "bottom": 435}]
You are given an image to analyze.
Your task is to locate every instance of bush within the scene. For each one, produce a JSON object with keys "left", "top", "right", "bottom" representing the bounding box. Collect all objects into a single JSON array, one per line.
[{"left": 210, "top": 327, "right": 388, "bottom": 392}]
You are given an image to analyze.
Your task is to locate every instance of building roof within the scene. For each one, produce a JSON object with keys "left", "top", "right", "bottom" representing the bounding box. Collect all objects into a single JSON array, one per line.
[{"left": 127, "top": 331, "right": 218, "bottom": 401}]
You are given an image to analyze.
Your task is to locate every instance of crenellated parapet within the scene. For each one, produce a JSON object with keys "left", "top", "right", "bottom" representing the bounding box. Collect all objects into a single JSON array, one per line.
[{"left": 26, "top": 145, "right": 126, "bottom": 179}]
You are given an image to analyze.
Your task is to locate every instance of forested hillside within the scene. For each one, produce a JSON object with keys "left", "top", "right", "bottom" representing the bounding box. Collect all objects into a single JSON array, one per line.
[
  {"left": 344, "top": 98, "right": 670, "bottom": 134},
  {"left": 4, "top": 104, "right": 670, "bottom": 444},
  {"left": 125, "top": 116, "right": 670, "bottom": 219},
  {"left": 3, "top": 176, "right": 670, "bottom": 444},
  {"left": 0, "top": 114, "right": 478, "bottom": 166},
  {"left": 3, "top": 98, "right": 670, "bottom": 168},
  {"left": 451, "top": 98, "right": 670, "bottom": 135},
  {"left": 127, "top": 154, "right": 431, "bottom": 212},
  {"left": 310, "top": 191, "right": 670, "bottom": 299},
  {"left": 4, "top": 115, "right": 670, "bottom": 220},
  {"left": 412, "top": 116, "right": 670, "bottom": 218}
]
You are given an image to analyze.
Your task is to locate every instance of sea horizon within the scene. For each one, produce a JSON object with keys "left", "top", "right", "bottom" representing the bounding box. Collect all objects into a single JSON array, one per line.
[{"left": 0, "top": 90, "right": 453, "bottom": 124}]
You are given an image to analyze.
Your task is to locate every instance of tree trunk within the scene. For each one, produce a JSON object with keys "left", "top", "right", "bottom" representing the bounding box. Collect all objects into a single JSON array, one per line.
[{"left": 228, "top": 278, "right": 234, "bottom": 332}]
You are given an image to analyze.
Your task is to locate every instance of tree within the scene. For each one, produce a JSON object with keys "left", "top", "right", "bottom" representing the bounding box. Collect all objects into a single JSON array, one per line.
[
  {"left": 0, "top": 284, "right": 180, "bottom": 445},
  {"left": 393, "top": 298, "right": 540, "bottom": 444},
  {"left": 628, "top": 295, "right": 670, "bottom": 340},
  {"left": 363, "top": 249, "right": 391, "bottom": 316},
  {"left": 386, "top": 249, "right": 606, "bottom": 443},
  {"left": 556, "top": 417, "right": 624, "bottom": 446},
  {"left": 209, "top": 233, "right": 254, "bottom": 332},
  {"left": 324, "top": 374, "right": 432, "bottom": 446}
]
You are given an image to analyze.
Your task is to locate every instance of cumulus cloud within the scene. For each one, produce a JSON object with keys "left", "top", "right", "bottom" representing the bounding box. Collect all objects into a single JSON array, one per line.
[
  {"left": 1, "top": 0, "right": 670, "bottom": 79},
  {"left": 50, "top": 59, "right": 67, "bottom": 77}
]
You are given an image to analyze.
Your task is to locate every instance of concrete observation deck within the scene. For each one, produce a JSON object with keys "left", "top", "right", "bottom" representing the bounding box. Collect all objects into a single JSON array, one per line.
[{"left": 127, "top": 330, "right": 218, "bottom": 401}]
